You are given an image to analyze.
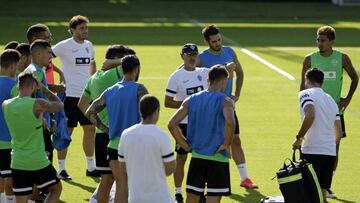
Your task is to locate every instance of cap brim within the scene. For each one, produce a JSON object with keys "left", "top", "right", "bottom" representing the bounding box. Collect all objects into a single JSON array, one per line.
[{"left": 183, "top": 51, "right": 198, "bottom": 55}]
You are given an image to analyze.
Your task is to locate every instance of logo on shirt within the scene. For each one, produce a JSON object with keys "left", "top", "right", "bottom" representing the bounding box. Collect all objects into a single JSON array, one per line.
[
  {"left": 197, "top": 75, "right": 202, "bottom": 81},
  {"left": 183, "top": 79, "right": 190, "bottom": 84},
  {"left": 71, "top": 49, "right": 79, "bottom": 53},
  {"left": 186, "top": 86, "right": 204, "bottom": 95},
  {"left": 299, "top": 93, "right": 309, "bottom": 102},
  {"left": 331, "top": 59, "right": 338, "bottom": 67},
  {"left": 324, "top": 71, "right": 336, "bottom": 80},
  {"left": 76, "top": 57, "right": 90, "bottom": 65}
]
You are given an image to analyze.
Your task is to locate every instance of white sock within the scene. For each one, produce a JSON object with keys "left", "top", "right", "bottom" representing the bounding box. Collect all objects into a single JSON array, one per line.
[
  {"left": 237, "top": 163, "right": 249, "bottom": 181},
  {"left": 86, "top": 156, "right": 96, "bottom": 171},
  {"left": 58, "top": 159, "right": 66, "bottom": 172},
  {"left": 5, "top": 195, "right": 15, "bottom": 203},
  {"left": 175, "top": 187, "right": 182, "bottom": 195},
  {"left": 27, "top": 200, "right": 35, "bottom": 203},
  {"left": 1, "top": 193, "right": 6, "bottom": 203}
]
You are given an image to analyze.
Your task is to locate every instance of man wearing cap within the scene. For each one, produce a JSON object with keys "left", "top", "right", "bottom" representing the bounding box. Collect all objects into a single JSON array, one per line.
[{"left": 165, "top": 43, "right": 209, "bottom": 203}]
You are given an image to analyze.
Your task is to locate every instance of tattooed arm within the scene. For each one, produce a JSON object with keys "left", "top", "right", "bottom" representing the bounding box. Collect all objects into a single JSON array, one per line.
[
  {"left": 85, "top": 93, "right": 109, "bottom": 134},
  {"left": 33, "top": 79, "right": 63, "bottom": 118},
  {"left": 33, "top": 98, "right": 64, "bottom": 118},
  {"left": 37, "top": 78, "right": 62, "bottom": 104},
  {"left": 78, "top": 94, "right": 92, "bottom": 115}
]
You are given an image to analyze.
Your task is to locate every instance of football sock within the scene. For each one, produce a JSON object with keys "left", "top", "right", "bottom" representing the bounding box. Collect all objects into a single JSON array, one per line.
[
  {"left": 5, "top": 195, "right": 15, "bottom": 203},
  {"left": 237, "top": 163, "right": 249, "bottom": 181},
  {"left": 58, "top": 159, "right": 66, "bottom": 172},
  {"left": 1, "top": 193, "right": 6, "bottom": 203},
  {"left": 175, "top": 187, "right": 182, "bottom": 195},
  {"left": 86, "top": 156, "right": 96, "bottom": 171}
]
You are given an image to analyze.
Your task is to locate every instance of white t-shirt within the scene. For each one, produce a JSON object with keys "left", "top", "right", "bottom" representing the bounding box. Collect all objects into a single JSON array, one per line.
[
  {"left": 52, "top": 38, "right": 95, "bottom": 97},
  {"left": 299, "top": 87, "right": 339, "bottom": 156},
  {"left": 165, "top": 67, "right": 209, "bottom": 123},
  {"left": 118, "top": 124, "right": 175, "bottom": 203}
]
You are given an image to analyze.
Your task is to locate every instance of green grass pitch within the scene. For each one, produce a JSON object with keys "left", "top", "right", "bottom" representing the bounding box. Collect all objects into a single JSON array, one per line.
[{"left": 0, "top": 1, "right": 360, "bottom": 202}]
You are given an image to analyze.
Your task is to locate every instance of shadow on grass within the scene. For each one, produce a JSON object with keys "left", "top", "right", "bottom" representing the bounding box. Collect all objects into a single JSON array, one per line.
[
  {"left": 229, "top": 188, "right": 265, "bottom": 202},
  {"left": 88, "top": 176, "right": 101, "bottom": 183},
  {"left": 60, "top": 197, "right": 92, "bottom": 202},
  {"left": 1, "top": 21, "right": 360, "bottom": 47},
  {"left": 65, "top": 180, "right": 97, "bottom": 193}
]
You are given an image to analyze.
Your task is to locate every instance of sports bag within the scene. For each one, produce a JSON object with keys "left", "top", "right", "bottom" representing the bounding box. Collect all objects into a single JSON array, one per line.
[{"left": 276, "top": 149, "right": 323, "bottom": 203}]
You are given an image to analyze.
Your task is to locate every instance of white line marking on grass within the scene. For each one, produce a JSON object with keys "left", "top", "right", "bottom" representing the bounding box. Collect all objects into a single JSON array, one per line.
[
  {"left": 240, "top": 48, "right": 295, "bottom": 80},
  {"left": 189, "top": 19, "right": 295, "bottom": 81},
  {"left": 189, "top": 19, "right": 360, "bottom": 120}
]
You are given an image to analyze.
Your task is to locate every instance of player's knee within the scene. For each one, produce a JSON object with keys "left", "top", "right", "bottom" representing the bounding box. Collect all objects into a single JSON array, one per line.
[
  {"left": 101, "top": 175, "right": 114, "bottom": 187},
  {"left": 176, "top": 154, "right": 187, "bottom": 165},
  {"left": 5, "top": 177, "right": 13, "bottom": 188},
  {"left": 83, "top": 125, "right": 95, "bottom": 135},
  {"left": 4, "top": 182, "right": 13, "bottom": 195},
  {"left": 48, "top": 182, "right": 62, "bottom": 196}
]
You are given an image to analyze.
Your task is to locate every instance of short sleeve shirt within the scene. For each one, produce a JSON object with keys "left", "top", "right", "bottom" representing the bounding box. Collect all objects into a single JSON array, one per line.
[
  {"left": 299, "top": 88, "right": 339, "bottom": 156},
  {"left": 165, "top": 67, "right": 209, "bottom": 123},
  {"left": 118, "top": 124, "right": 174, "bottom": 203},
  {"left": 52, "top": 38, "right": 95, "bottom": 97}
]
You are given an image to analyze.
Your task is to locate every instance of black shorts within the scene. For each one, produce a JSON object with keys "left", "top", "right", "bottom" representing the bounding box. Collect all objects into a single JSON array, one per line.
[
  {"left": 0, "top": 149, "right": 12, "bottom": 177},
  {"left": 95, "top": 133, "right": 111, "bottom": 174},
  {"left": 64, "top": 96, "right": 92, "bottom": 128},
  {"left": 107, "top": 147, "right": 118, "bottom": 162},
  {"left": 234, "top": 111, "right": 240, "bottom": 134},
  {"left": 43, "top": 128, "right": 53, "bottom": 163},
  {"left": 339, "top": 114, "right": 347, "bottom": 138},
  {"left": 186, "top": 158, "right": 231, "bottom": 196},
  {"left": 301, "top": 153, "right": 336, "bottom": 189},
  {"left": 175, "top": 124, "right": 189, "bottom": 155},
  {"left": 11, "top": 164, "right": 60, "bottom": 195}
]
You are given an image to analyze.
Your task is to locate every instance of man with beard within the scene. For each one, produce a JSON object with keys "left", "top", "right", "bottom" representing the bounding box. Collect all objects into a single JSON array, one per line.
[
  {"left": 52, "top": 15, "right": 97, "bottom": 180},
  {"left": 197, "top": 25, "right": 257, "bottom": 189}
]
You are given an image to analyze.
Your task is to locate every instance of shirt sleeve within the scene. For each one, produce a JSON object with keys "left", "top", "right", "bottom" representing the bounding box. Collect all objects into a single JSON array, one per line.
[
  {"left": 90, "top": 42, "right": 95, "bottom": 62},
  {"left": 335, "top": 114, "right": 341, "bottom": 120},
  {"left": 299, "top": 91, "right": 314, "bottom": 110},
  {"left": 82, "top": 80, "right": 92, "bottom": 99},
  {"left": 118, "top": 132, "right": 126, "bottom": 162},
  {"left": 33, "top": 70, "right": 44, "bottom": 84},
  {"left": 229, "top": 47, "right": 235, "bottom": 59},
  {"left": 160, "top": 132, "right": 175, "bottom": 163},
  {"left": 165, "top": 73, "right": 177, "bottom": 97},
  {"left": 10, "top": 85, "right": 18, "bottom": 98},
  {"left": 51, "top": 41, "right": 64, "bottom": 58}
]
